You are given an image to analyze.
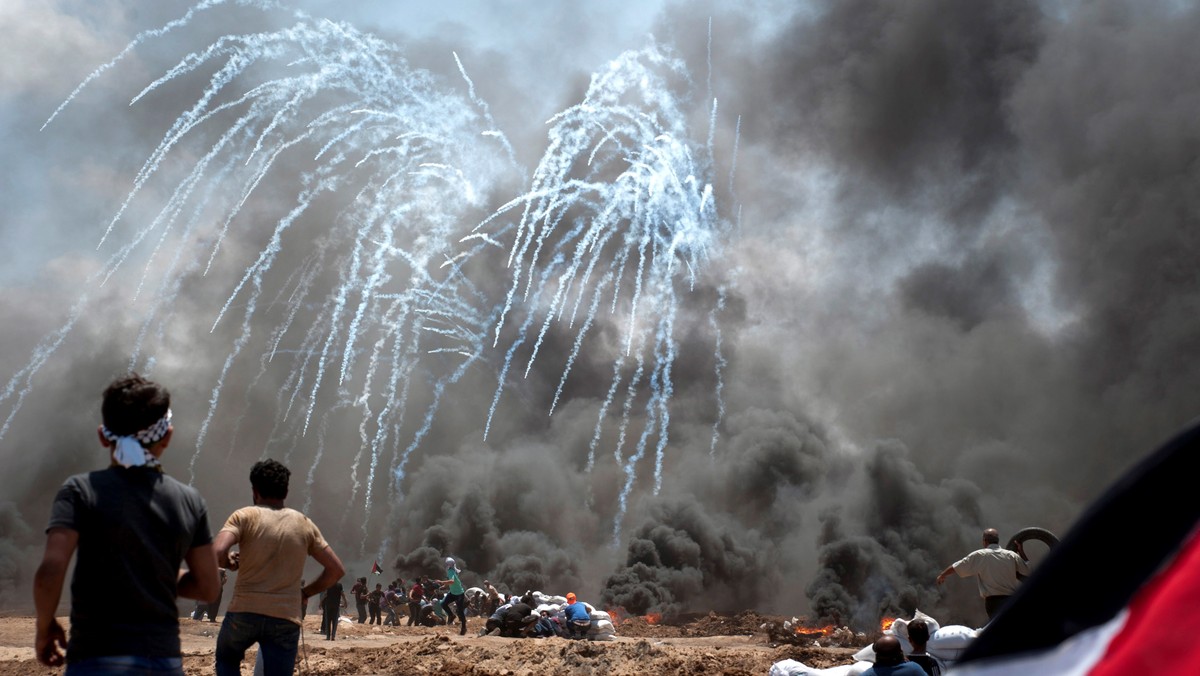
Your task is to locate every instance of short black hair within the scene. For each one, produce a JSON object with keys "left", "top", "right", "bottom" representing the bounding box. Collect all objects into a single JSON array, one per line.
[
  {"left": 101, "top": 374, "right": 170, "bottom": 437},
  {"left": 908, "top": 619, "right": 930, "bottom": 645},
  {"left": 250, "top": 459, "right": 290, "bottom": 499}
]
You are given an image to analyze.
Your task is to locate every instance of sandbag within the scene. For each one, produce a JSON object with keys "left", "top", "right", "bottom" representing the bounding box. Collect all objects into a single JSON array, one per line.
[
  {"left": 588, "top": 619, "right": 615, "bottom": 635},
  {"left": 590, "top": 610, "right": 611, "bottom": 622},
  {"left": 926, "top": 624, "right": 978, "bottom": 665},
  {"left": 890, "top": 609, "right": 942, "bottom": 654},
  {"left": 769, "top": 660, "right": 875, "bottom": 676}
]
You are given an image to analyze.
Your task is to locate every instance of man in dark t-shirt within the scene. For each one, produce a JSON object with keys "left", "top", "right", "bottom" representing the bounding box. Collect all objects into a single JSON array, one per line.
[
  {"left": 499, "top": 599, "right": 537, "bottom": 637},
  {"left": 32, "top": 375, "right": 220, "bottom": 674},
  {"left": 322, "top": 581, "right": 347, "bottom": 640}
]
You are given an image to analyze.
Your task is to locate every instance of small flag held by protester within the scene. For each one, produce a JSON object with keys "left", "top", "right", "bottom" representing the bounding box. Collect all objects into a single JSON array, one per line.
[{"left": 371, "top": 560, "right": 382, "bottom": 575}]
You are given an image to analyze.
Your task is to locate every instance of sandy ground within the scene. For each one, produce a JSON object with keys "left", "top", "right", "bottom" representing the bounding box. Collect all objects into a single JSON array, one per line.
[{"left": 0, "top": 611, "right": 861, "bottom": 675}]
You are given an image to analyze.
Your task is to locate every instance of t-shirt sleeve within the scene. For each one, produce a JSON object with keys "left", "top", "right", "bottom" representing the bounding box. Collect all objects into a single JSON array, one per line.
[
  {"left": 306, "top": 517, "right": 329, "bottom": 556},
  {"left": 1015, "top": 555, "right": 1031, "bottom": 576},
  {"left": 219, "top": 507, "right": 246, "bottom": 541},
  {"left": 953, "top": 552, "right": 977, "bottom": 576},
  {"left": 46, "top": 478, "right": 84, "bottom": 533}
]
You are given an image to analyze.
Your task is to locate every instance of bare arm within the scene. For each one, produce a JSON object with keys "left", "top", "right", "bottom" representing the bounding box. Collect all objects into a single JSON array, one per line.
[
  {"left": 935, "top": 565, "right": 955, "bottom": 585},
  {"left": 178, "top": 543, "right": 221, "bottom": 603},
  {"left": 212, "top": 530, "right": 240, "bottom": 571},
  {"left": 33, "top": 528, "right": 77, "bottom": 667},
  {"left": 300, "top": 545, "right": 346, "bottom": 604}
]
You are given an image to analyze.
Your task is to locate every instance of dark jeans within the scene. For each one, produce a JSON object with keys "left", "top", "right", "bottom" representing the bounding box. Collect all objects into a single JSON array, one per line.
[
  {"left": 368, "top": 602, "right": 381, "bottom": 624},
  {"left": 323, "top": 605, "right": 340, "bottom": 639},
  {"left": 65, "top": 656, "right": 184, "bottom": 675},
  {"left": 407, "top": 601, "right": 422, "bottom": 626},
  {"left": 441, "top": 592, "right": 466, "bottom": 630},
  {"left": 567, "top": 619, "right": 592, "bottom": 639},
  {"left": 984, "top": 594, "right": 1012, "bottom": 620},
  {"left": 356, "top": 600, "right": 367, "bottom": 623},
  {"left": 215, "top": 611, "right": 300, "bottom": 676}
]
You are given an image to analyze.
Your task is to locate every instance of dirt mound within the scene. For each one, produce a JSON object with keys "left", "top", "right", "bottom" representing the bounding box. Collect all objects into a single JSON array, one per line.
[{"left": 0, "top": 613, "right": 862, "bottom": 675}]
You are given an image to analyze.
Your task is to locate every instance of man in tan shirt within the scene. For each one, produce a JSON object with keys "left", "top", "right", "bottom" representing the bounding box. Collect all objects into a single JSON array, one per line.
[
  {"left": 937, "top": 528, "right": 1030, "bottom": 621},
  {"left": 213, "top": 459, "right": 345, "bottom": 676}
]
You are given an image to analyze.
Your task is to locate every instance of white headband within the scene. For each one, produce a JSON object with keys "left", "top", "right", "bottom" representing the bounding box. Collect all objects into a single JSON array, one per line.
[{"left": 101, "top": 408, "right": 172, "bottom": 468}]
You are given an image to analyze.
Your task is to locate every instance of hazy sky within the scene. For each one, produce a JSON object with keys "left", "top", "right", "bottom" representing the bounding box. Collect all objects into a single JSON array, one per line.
[{"left": 2, "top": 0, "right": 1197, "bottom": 628}]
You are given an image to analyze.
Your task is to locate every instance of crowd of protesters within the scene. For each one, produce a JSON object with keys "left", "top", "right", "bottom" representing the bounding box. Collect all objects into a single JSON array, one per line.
[{"left": 32, "top": 374, "right": 605, "bottom": 676}]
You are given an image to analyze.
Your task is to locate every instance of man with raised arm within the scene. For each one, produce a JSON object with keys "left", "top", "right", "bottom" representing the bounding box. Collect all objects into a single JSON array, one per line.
[{"left": 937, "top": 528, "right": 1030, "bottom": 620}]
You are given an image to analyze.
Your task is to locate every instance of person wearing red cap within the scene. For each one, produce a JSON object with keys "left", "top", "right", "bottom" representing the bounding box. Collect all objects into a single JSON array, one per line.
[{"left": 563, "top": 593, "right": 592, "bottom": 640}]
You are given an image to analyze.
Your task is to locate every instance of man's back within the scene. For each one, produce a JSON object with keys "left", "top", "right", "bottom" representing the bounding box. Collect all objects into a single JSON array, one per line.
[
  {"left": 907, "top": 653, "right": 941, "bottom": 676},
  {"left": 954, "top": 545, "right": 1029, "bottom": 597},
  {"left": 862, "top": 662, "right": 928, "bottom": 676},
  {"left": 50, "top": 467, "right": 210, "bottom": 660},
  {"left": 222, "top": 505, "right": 326, "bottom": 623}
]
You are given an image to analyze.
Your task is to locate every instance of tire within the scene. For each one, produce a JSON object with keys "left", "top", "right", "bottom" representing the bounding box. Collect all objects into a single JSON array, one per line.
[{"left": 1006, "top": 527, "right": 1059, "bottom": 552}]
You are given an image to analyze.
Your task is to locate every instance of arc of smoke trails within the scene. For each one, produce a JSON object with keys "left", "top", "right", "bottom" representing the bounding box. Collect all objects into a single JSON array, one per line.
[
  {"left": 709, "top": 285, "right": 727, "bottom": 456},
  {"left": 471, "top": 43, "right": 730, "bottom": 548},
  {"left": 23, "top": 3, "right": 516, "bottom": 509}
]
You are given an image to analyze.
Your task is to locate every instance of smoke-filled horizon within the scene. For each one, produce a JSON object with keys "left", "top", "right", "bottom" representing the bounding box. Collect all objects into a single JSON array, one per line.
[{"left": 2, "top": 0, "right": 1197, "bottom": 631}]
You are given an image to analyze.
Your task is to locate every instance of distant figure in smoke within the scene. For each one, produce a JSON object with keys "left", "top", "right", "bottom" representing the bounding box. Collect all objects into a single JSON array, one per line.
[
  {"left": 435, "top": 557, "right": 468, "bottom": 636},
  {"left": 483, "top": 579, "right": 502, "bottom": 616},
  {"left": 904, "top": 620, "right": 940, "bottom": 676},
  {"left": 861, "top": 635, "right": 927, "bottom": 676},
  {"left": 383, "top": 583, "right": 401, "bottom": 626},
  {"left": 368, "top": 583, "right": 383, "bottom": 624},
  {"left": 407, "top": 578, "right": 425, "bottom": 626},
  {"left": 322, "top": 580, "right": 347, "bottom": 640},
  {"left": 563, "top": 592, "right": 593, "bottom": 640},
  {"left": 213, "top": 459, "right": 346, "bottom": 675},
  {"left": 33, "top": 374, "right": 220, "bottom": 673},
  {"left": 193, "top": 568, "right": 229, "bottom": 622},
  {"left": 351, "top": 577, "right": 369, "bottom": 623},
  {"left": 498, "top": 596, "right": 538, "bottom": 638},
  {"left": 936, "top": 528, "right": 1029, "bottom": 620},
  {"left": 530, "top": 610, "right": 563, "bottom": 638}
]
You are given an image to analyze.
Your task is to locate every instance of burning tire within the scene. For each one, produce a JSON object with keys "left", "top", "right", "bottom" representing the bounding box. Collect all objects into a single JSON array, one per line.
[{"left": 1006, "top": 527, "right": 1059, "bottom": 552}]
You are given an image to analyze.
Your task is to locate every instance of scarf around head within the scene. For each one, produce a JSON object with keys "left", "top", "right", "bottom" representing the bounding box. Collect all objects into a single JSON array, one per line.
[{"left": 101, "top": 409, "right": 172, "bottom": 469}]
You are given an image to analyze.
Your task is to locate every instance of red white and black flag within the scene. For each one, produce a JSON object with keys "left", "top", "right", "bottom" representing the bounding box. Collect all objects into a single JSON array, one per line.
[
  {"left": 371, "top": 560, "right": 383, "bottom": 575},
  {"left": 951, "top": 420, "right": 1200, "bottom": 674}
]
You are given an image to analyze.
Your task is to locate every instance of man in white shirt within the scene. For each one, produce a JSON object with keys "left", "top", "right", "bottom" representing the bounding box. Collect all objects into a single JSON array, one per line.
[{"left": 936, "top": 528, "right": 1030, "bottom": 620}]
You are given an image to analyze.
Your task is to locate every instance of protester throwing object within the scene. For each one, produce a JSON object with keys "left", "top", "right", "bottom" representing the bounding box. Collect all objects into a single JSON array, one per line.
[{"left": 936, "top": 528, "right": 1029, "bottom": 620}]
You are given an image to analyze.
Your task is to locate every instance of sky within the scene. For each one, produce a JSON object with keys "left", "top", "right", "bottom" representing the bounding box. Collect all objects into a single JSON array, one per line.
[{"left": 1, "top": 0, "right": 1198, "bottom": 629}]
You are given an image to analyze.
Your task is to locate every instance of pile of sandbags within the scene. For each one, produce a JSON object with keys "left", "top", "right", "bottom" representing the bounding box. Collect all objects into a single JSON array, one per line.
[
  {"left": 525, "top": 590, "right": 616, "bottom": 640},
  {"left": 588, "top": 608, "right": 616, "bottom": 641},
  {"left": 925, "top": 624, "right": 978, "bottom": 667},
  {"left": 843, "top": 611, "right": 977, "bottom": 674},
  {"left": 768, "top": 660, "right": 873, "bottom": 676},
  {"left": 887, "top": 610, "right": 942, "bottom": 654}
]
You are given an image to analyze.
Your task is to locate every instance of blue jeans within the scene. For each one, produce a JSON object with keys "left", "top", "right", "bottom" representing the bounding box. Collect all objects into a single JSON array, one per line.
[
  {"left": 65, "top": 655, "right": 184, "bottom": 675},
  {"left": 215, "top": 611, "right": 300, "bottom": 676}
]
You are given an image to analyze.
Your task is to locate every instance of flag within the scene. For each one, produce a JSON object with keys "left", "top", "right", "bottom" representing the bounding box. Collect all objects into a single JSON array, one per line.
[
  {"left": 950, "top": 419, "right": 1200, "bottom": 674},
  {"left": 371, "top": 560, "right": 382, "bottom": 575}
]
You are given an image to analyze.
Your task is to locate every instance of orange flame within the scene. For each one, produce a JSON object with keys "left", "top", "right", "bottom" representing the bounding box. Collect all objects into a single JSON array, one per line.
[
  {"left": 643, "top": 612, "right": 662, "bottom": 625},
  {"left": 881, "top": 616, "right": 897, "bottom": 632},
  {"left": 793, "top": 623, "right": 837, "bottom": 637},
  {"left": 606, "top": 607, "right": 630, "bottom": 628}
]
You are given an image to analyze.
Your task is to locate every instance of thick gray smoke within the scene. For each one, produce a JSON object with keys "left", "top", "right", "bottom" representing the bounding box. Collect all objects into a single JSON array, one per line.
[{"left": 2, "top": 0, "right": 1197, "bottom": 632}]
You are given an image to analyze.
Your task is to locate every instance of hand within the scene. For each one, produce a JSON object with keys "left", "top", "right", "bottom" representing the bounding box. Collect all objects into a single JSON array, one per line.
[
  {"left": 227, "top": 551, "right": 240, "bottom": 571},
  {"left": 36, "top": 618, "right": 67, "bottom": 667},
  {"left": 936, "top": 572, "right": 947, "bottom": 585}
]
